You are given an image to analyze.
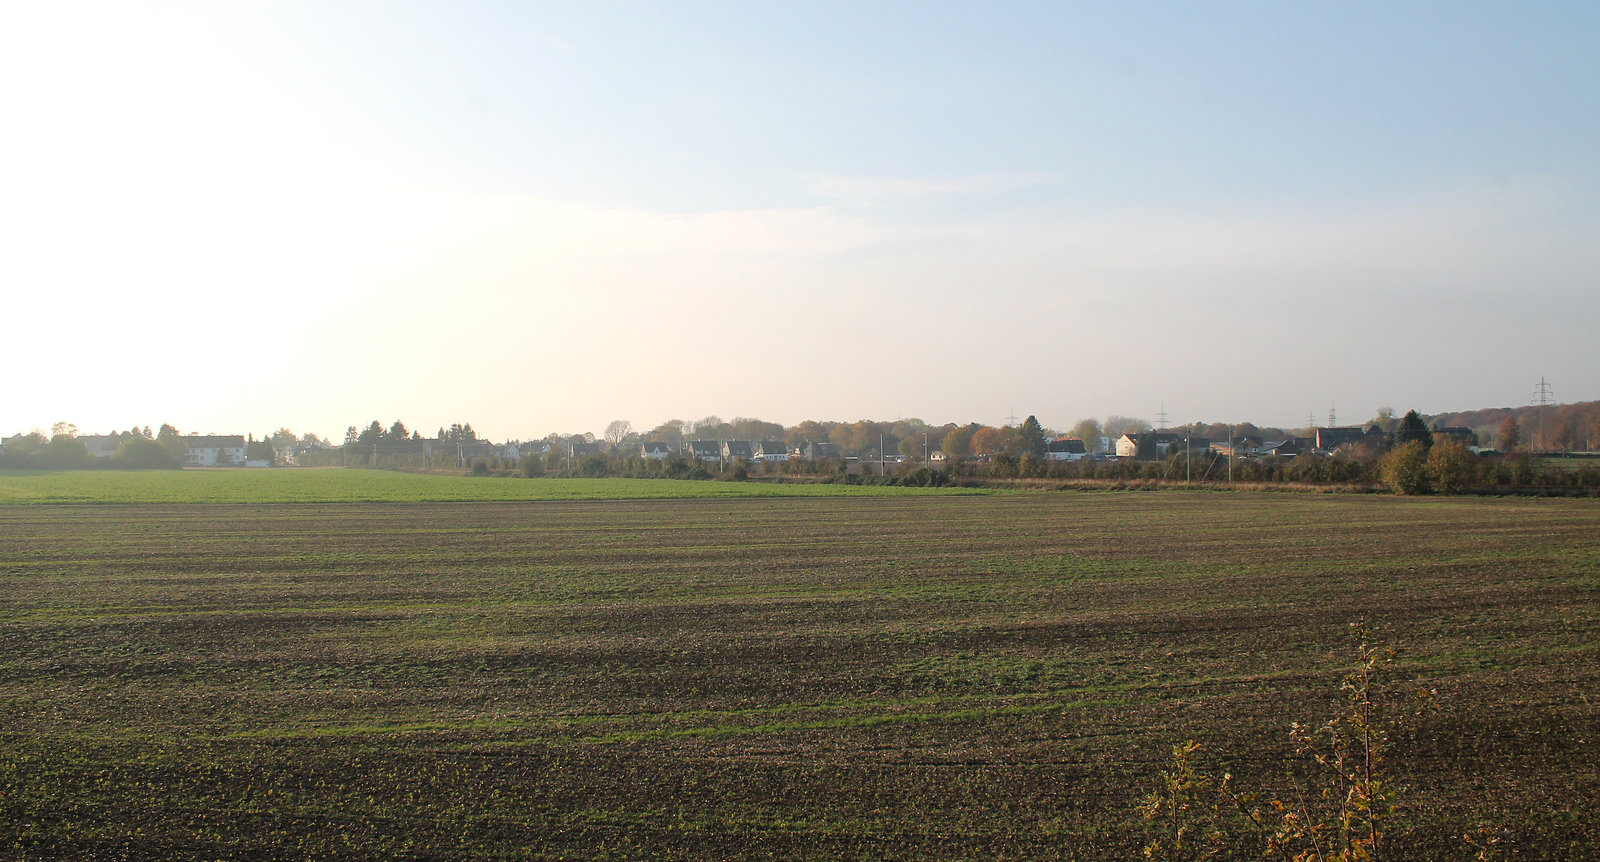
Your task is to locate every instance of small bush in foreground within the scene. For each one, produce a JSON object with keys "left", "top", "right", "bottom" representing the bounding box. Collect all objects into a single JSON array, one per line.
[{"left": 1143, "top": 622, "right": 1456, "bottom": 861}]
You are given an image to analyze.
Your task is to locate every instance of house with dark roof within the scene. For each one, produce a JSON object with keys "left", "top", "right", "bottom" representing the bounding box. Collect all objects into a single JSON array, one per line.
[
  {"left": 1433, "top": 426, "right": 1479, "bottom": 446},
  {"left": 1044, "top": 437, "right": 1089, "bottom": 461},
  {"left": 722, "top": 440, "right": 753, "bottom": 461},
  {"left": 640, "top": 441, "right": 674, "bottom": 460},
  {"left": 797, "top": 441, "right": 841, "bottom": 460},
  {"left": 1260, "top": 438, "right": 1308, "bottom": 458},
  {"left": 1312, "top": 425, "right": 1386, "bottom": 452},
  {"left": 752, "top": 441, "right": 789, "bottom": 462},
  {"left": 686, "top": 441, "right": 721, "bottom": 462}
]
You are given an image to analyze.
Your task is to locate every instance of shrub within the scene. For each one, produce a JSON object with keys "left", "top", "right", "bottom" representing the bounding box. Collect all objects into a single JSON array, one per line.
[
  {"left": 1019, "top": 453, "right": 1049, "bottom": 478},
  {"left": 1379, "top": 441, "right": 1431, "bottom": 495},
  {"left": 574, "top": 455, "right": 610, "bottom": 478},
  {"left": 1426, "top": 439, "right": 1477, "bottom": 494},
  {"left": 990, "top": 454, "right": 1019, "bottom": 479},
  {"left": 900, "top": 467, "right": 951, "bottom": 487},
  {"left": 111, "top": 436, "right": 179, "bottom": 469}
]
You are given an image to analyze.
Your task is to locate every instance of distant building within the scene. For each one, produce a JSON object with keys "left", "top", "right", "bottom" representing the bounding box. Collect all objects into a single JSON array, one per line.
[
  {"left": 1260, "top": 439, "right": 1305, "bottom": 458},
  {"left": 1433, "top": 426, "right": 1479, "bottom": 446},
  {"left": 78, "top": 435, "right": 122, "bottom": 460},
  {"left": 1044, "top": 437, "right": 1089, "bottom": 462},
  {"left": 1210, "top": 436, "right": 1264, "bottom": 458},
  {"left": 1115, "top": 432, "right": 1184, "bottom": 459},
  {"left": 641, "top": 441, "right": 674, "bottom": 460},
  {"left": 752, "top": 441, "right": 789, "bottom": 462},
  {"left": 797, "top": 441, "right": 841, "bottom": 460},
  {"left": 184, "top": 435, "right": 247, "bottom": 467},
  {"left": 1313, "top": 425, "right": 1387, "bottom": 452},
  {"left": 686, "top": 441, "right": 721, "bottom": 463}
]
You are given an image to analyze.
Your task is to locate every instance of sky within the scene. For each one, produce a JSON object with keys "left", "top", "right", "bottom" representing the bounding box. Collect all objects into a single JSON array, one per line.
[{"left": 4, "top": 1, "right": 1598, "bottom": 441}]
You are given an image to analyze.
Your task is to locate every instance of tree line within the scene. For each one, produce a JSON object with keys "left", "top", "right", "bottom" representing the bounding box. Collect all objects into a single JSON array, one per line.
[
  {"left": 0, "top": 423, "right": 185, "bottom": 470},
  {"left": 0, "top": 425, "right": 326, "bottom": 470}
]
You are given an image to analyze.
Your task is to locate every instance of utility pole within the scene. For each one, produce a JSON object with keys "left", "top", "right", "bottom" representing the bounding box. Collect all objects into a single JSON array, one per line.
[
  {"left": 1185, "top": 426, "right": 1191, "bottom": 486},
  {"left": 1532, "top": 377, "right": 1555, "bottom": 453},
  {"left": 1227, "top": 424, "right": 1233, "bottom": 483}
]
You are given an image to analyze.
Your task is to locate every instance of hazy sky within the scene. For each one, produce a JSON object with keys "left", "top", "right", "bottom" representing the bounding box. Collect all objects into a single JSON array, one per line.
[{"left": 5, "top": 2, "right": 1597, "bottom": 441}]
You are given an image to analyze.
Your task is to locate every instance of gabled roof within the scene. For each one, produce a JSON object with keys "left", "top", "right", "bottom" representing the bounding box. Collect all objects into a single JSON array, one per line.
[
  {"left": 641, "top": 441, "right": 674, "bottom": 454},
  {"left": 1119, "top": 431, "right": 1183, "bottom": 443},
  {"left": 184, "top": 435, "right": 246, "bottom": 449},
  {"left": 754, "top": 440, "right": 788, "bottom": 455},
  {"left": 723, "top": 440, "right": 753, "bottom": 457},
  {"left": 1314, "top": 426, "right": 1379, "bottom": 450},
  {"left": 1432, "top": 426, "right": 1479, "bottom": 446},
  {"left": 1046, "top": 437, "right": 1088, "bottom": 454}
]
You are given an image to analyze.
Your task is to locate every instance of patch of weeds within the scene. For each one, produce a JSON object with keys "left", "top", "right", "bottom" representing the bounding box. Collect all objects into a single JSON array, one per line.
[{"left": 1138, "top": 622, "right": 1517, "bottom": 861}]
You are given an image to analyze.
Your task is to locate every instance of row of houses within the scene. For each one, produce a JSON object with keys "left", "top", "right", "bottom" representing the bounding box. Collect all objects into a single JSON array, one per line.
[
  {"left": 642, "top": 440, "right": 797, "bottom": 463},
  {"left": 307, "top": 422, "right": 1476, "bottom": 468},
  {"left": 9, "top": 433, "right": 262, "bottom": 467},
  {"left": 1113, "top": 424, "right": 1478, "bottom": 461},
  {"left": 22, "top": 421, "right": 1482, "bottom": 470}
]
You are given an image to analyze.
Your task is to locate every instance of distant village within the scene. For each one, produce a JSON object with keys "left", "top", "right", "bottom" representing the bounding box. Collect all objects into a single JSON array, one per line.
[
  {"left": 0, "top": 412, "right": 1513, "bottom": 471},
  {"left": 305, "top": 422, "right": 1483, "bottom": 471},
  {"left": 8, "top": 401, "right": 1600, "bottom": 495}
]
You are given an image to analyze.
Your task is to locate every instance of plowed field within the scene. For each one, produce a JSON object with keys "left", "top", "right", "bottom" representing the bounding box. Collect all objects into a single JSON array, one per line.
[{"left": 3, "top": 494, "right": 1597, "bottom": 859}]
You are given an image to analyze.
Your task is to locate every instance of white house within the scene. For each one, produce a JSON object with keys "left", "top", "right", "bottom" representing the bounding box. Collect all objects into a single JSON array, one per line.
[
  {"left": 184, "top": 435, "right": 247, "bottom": 467},
  {"left": 1115, "top": 432, "right": 1184, "bottom": 459},
  {"left": 78, "top": 435, "right": 122, "bottom": 460}
]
